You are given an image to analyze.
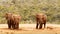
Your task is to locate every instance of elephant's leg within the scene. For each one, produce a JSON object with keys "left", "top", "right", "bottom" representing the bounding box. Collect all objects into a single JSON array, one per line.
[
  {"left": 12, "top": 24, "right": 15, "bottom": 29},
  {"left": 12, "top": 22, "right": 19, "bottom": 29},
  {"left": 39, "top": 23, "right": 42, "bottom": 29},
  {"left": 12, "top": 23, "right": 18, "bottom": 29},
  {"left": 36, "top": 23, "right": 39, "bottom": 29},
  {"left": 43, "top": 20, "right": 46, "bottom": 28},
  {"left": 8, "top": 23, "right": 11, "bottom": 29},
  {"left": 16, "top": 23, "right": 19, "bottom": 29},
  {"left": 44, "top": 23, "right": 46, "bottom": 28},
  {"left": 7, "top": 20, "right": 11, "bottom": 29},
  {"left": 15, "top": 23, "right": 19, "bottom": 29},
  {"left": 14, "top": 23, "right": 17, "bottom": 29},
  {"left": 12, "top": 21, "right": 15, "bottom": 29},
  {"left": 36, "top": 18, "right": 39, "bottom": 29}
]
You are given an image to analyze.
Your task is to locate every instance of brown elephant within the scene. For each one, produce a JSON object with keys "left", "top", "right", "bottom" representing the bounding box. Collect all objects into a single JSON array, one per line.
[
  {"left": 12, "top": 14, "right": 21, "bottom": 29},
  {"left": 36, "top": 13, "right": 47, "bottom": 29},
  {"left": 5, "top": 13, "right": 13, "bottom": 29},
  {"left": 5, "top": 13, "right": 21, "bottom": 29}
]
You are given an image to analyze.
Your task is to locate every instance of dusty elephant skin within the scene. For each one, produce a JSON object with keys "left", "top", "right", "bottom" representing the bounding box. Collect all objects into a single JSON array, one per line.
[
  {"left": 5, "top": 13, "right": 21, "bottom": 29},
  {"left": 36, "top": 13, "right": 47, "bottom": 29}
]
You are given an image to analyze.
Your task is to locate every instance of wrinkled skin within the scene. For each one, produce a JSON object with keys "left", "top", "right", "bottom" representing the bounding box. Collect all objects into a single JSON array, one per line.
[
  {"left": 36, "top": 13, "right": 47, "bottom": 29},
  {"left": 5, "top": 13, "right": 21, "bottom": 29}
]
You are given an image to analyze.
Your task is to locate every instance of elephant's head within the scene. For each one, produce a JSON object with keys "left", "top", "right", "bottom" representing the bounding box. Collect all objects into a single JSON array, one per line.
[{"left": 5, "top": 13, "right": 13, "bottom": 20}]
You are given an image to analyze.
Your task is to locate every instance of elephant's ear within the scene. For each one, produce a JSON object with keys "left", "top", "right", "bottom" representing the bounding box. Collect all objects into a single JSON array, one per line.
[
  {"left": 44, "top": 15, "right": 47, "bottom": 21},
  {"left": 5, "top": 13, "right": 8, "bottom": 19},
  {"left": 17, "top": 16, "right": 21, "bottom": 21}
]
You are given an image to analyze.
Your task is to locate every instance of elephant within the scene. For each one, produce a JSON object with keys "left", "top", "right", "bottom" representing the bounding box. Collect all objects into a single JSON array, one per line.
[
  {"left": 5, "top": 13, "right": 21, "bottom": 29},
  {"left": 12, "top": 14, "right": 21, "bottom": 29},
  {"left": 36, "top": 13, "right": 47, "bottom": 29},
  {"left": 5, "top": 13, "right": 13, "bottom": 29}
]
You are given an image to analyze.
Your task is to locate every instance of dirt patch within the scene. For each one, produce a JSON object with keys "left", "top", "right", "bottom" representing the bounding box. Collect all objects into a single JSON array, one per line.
[{"left": 0, "top": 24, "right": 60, "bottom": 34}]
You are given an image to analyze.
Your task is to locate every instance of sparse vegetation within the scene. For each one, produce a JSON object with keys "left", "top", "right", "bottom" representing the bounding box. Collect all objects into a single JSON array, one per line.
[{"left": 0, "top": 0, "right": 60, "bottom": 24}]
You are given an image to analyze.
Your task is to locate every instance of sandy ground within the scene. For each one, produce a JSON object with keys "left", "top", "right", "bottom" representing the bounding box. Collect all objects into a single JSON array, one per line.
[{"left": 0, "top": 24, "right": 60, "bottom": 34}]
